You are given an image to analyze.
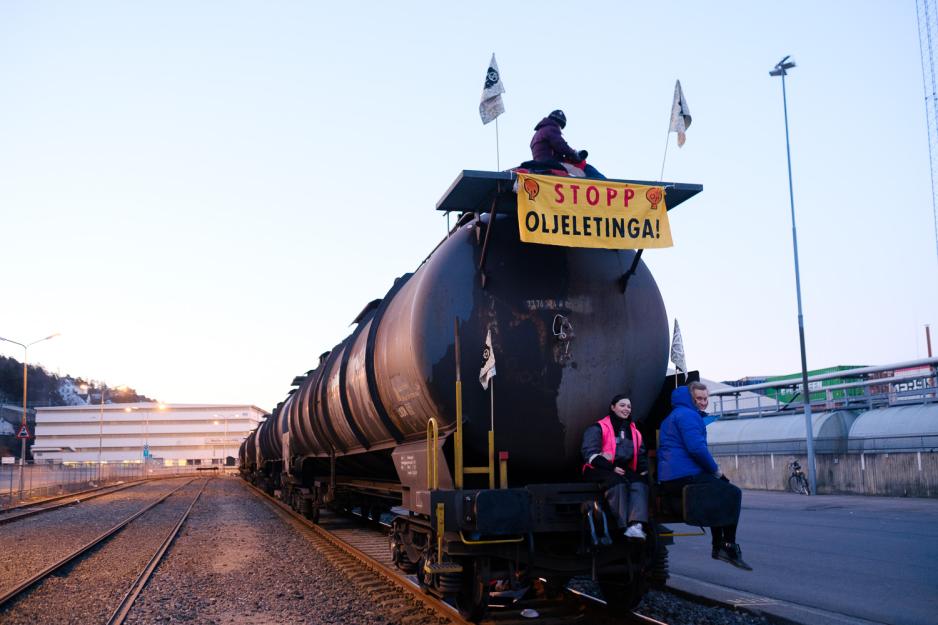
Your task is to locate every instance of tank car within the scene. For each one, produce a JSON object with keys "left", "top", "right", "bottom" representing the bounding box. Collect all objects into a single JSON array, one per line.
[{"left": 244, "top": 170, "right": 702, "bottom": 619}]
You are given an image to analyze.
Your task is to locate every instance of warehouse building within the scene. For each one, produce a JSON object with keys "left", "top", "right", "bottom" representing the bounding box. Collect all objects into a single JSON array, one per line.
[{"left": 31, "top": 403, "right": 266, "bottom": 466}]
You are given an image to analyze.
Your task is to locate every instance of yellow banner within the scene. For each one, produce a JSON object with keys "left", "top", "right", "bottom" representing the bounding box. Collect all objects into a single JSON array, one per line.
[{"left": 516, "top": 173, "right": 673, "bottom": 249}]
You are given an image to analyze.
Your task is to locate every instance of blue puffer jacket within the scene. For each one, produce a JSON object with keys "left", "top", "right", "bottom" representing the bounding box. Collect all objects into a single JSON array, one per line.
[{"left": 657, "top": 386, "right": 719, "bottom": 481}]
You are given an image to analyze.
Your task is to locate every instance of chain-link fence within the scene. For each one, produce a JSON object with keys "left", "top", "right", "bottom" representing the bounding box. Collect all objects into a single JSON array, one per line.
[{"left": 0, "top": 462, "right": 212, "bottom": 508}]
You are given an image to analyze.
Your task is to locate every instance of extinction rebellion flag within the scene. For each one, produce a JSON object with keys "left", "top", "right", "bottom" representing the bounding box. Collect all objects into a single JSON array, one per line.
[
  {"left": 669, "top": 80, "right": 692, "bottom": 147},
  {"left": 479, "top": 328, "right": 496, "bottom": 390},
  {"left": 479, "top": 53, "right": 505, "bottom": 125},
  {"left": 670, "top": 319, "right": 687, "bottom": 374}
]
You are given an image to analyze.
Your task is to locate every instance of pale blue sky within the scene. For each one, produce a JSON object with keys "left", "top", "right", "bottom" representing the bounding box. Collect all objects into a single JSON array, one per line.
[{"left": 1, "top": 1, "right": 935, "bottom": 409}]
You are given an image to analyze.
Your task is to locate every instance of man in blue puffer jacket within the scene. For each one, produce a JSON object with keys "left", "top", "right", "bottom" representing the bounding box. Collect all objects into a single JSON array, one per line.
[{"left": 659, "top": 381, "right": 751, "bottom": 570}]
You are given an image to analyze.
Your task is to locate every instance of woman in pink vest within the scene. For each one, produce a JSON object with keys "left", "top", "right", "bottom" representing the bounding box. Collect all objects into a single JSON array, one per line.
[{"left": 580, "top": 394, "right": 650, "bottom": 540}]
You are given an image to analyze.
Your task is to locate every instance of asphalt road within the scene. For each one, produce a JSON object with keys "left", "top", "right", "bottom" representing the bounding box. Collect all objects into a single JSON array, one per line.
[{"left": 665, "top": 490, "right": 938, "bottom": 625}]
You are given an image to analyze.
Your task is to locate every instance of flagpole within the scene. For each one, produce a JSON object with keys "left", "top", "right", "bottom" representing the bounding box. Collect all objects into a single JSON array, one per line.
[
  {"left": 488, "top": 377, "right": 495, "bottom": 490},
  {"left": 495, "top": 117, "right": 501, "bottom": 171},
  {"left": 490, "top": 378, "right": 494, "bottom": 432},
  {"left": 659, "top": 130, "right": 671, "bottom": 182}
]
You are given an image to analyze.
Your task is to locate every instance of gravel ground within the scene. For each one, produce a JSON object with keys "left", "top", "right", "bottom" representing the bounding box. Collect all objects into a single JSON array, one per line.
[
  {"left": 0, "top": 478, "right": 192, "bottom": 597},
  {"left": 0, "top": 478, "right": 206, "bottom": 625},
  {"left": 0, "top": 476, "right": 774, "bottom": 625},
  {"left": 125, "top": 477, "right": 386, "bottom": 625},
  {"left": 569, "top": 578, "right": 771, "bottom": 625},
  {"left": 636, "top": 589, "right": 771, "bottom": 625}
]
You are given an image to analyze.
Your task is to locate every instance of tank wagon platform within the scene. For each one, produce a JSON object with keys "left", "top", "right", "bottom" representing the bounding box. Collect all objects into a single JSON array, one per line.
[{"left": 436, "top": 169, "right": 703, "bottom": 215}]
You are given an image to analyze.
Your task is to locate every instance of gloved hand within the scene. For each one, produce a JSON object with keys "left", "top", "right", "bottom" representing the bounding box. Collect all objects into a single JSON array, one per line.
[{"left": 577, "top": 149, "right": 589, "bottom": 160}]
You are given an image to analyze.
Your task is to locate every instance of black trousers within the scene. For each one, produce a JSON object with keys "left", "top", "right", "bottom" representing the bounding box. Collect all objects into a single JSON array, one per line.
[
  {"left": 661, "top": 473, "right": 740, "bottom": 546},
  {"left": 583, "top": 467, "right": 649, "bottom": 528}
]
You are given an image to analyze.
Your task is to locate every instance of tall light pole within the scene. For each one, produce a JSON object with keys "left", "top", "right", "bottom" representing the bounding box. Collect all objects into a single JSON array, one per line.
[
  {"left": 770, "top": 56, "right": 817, "bottom": 495},
  {"left": 0, "top": 332, "right": 61, "bottom": 496},
  {"left": 97, "top": 385, "right": 107, "bottom": 483},
  {"left": 213, "top": 419, "right": 220, "bottom": 464}
]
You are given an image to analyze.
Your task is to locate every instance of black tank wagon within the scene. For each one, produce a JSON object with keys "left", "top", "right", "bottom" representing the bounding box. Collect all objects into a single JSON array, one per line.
[{"left": 241, "top": 170, "right": 702, "bottom": 619}]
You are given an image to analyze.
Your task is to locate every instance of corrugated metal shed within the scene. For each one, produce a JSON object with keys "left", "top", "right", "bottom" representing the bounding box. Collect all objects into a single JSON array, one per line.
[
  {"left": 707, "top": 410, "right": 857, "bottom": 455},
  {"left": 847, "top": 404, "right": 938, "bottom": 452}
]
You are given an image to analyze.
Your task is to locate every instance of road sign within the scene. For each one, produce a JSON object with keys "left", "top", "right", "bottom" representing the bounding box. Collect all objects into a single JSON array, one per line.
[
  {"left": 16, "top": 425, "right": 31, "bottom": 439},
  {"left": 143, "top": 444, "right": 150, "bottom": 459}
]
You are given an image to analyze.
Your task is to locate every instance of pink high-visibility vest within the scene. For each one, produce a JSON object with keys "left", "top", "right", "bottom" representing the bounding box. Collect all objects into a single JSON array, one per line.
[{"left": 584, "top": 416, "right": 642, "bottom": 473}]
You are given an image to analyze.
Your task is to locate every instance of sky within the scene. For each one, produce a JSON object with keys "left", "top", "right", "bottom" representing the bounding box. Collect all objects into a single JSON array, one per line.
[{"left": 1, "top": 1, "right": 936, "bottom": 411}]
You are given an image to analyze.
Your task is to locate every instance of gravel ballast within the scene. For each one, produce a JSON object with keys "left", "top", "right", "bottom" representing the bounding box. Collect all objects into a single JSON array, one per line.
[
  {"left": 0, "top": 479, "right": 206, "bottom": 625},
  {"left": 124, "top": 477, "right": 385, "bottom": 625},
  {"left": 1, "top": 474, "right": 781, "bottom": 625},
  {"left": 0, "top": 478, "right": 192, "bottom": 597}
]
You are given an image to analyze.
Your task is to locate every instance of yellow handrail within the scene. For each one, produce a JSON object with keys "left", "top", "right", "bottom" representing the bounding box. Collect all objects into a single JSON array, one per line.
[
  {"left": 426, "top": 418, "right": 439, "bottom": 490},
  {"left": 437, "top": 502, "right": 445, "bottom": 563},
  {"left": 453, "top": 318, "right": 501, "bottom": 490},
  {"left": 658, "top": 526, "right": 707, "bottom": 537},
  {"left": 459, "top": 531, "right": 525, "bottom": 545},
  {"left": 454, "top": 319, "right": 464, "bottom": 489}
]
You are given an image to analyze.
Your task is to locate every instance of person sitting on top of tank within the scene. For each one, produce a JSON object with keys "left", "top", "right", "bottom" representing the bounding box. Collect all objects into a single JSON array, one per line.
[
  {"left": 581, "top": 393, "right": 649, "bottom": 540},
  {"left": 529, "top": 109, "right": 605, "bottom": 179},
  {"left": 658, "top": 382, "right": 752, "bottom": 570}
]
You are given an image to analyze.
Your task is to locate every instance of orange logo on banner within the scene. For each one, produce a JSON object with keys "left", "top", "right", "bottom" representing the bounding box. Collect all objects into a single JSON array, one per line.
[
  {"left": 646, "top": 187, "right": 663, "bottom": 210},
  {"left": 522, "top": 178, "right": 540, "bottom": 201}
]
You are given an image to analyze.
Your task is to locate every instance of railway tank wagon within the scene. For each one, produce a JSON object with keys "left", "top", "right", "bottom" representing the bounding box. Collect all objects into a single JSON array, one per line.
[{"left": 246, "top": 170, "right": 702, "bottom": 619}]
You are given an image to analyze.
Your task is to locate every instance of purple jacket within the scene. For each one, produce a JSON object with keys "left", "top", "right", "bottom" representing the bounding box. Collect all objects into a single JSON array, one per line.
[{"left": 530, "top": 117, "right": 579, "bottom": 162}]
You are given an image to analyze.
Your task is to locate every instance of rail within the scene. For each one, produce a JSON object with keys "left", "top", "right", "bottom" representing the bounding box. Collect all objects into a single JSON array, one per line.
[
  {"left": 0, "top": 464, "right": 214, "bottom": 509},
  {"left": 245, "top": 481, "right": 666, "bottom": 625},
  {"left": 107, "top": 479, "right": 210, "bottom": 624},
  {"left": 243, "top": 481, "right": 474, "bottom": 625},
  {"left": 708, "top": 357, "right": 938, "bottom": 419},
  {"left": 0, "top": 478, "right": 201, "bottom": 608}
]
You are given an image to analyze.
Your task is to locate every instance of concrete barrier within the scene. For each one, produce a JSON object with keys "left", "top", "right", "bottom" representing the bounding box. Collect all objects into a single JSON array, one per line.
[{"left": 715, "top": 451, "right": 938, "bottom": 497}]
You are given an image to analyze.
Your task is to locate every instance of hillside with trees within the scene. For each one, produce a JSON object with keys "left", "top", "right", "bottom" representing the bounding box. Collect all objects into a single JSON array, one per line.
[
  {"left": 0, "top": 355, "right": 153, "bottom": 407},
  {"left": 0, "top": 356, "right": 153, "bottom": 459}
]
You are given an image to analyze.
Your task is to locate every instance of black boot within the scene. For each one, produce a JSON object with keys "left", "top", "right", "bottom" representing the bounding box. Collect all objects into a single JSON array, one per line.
[{"left": 714, "top": 542, "right": 752, "bottom": 571}]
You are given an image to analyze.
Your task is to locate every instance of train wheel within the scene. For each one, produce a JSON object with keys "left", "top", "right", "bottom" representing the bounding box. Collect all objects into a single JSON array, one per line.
[
  {"left": 542, "top": 576, "right": 570, "bottom": 599},
  {"left": 308, "top": 487, "right": 321, "bottom": 524},
  {"left": 598, "top": 575, "right": 645, "bottom": 612},
  {"left": 648, "top": 530, "right": 669, "bottom": 590},
  {"left": 649, "top": 542, "right": 669, "bottom": 589},
  {"left": 455, "top": 557, "right": 490, "bottom": 622},
  {"left": 392, "top": 545, "right": 418, "bottom": 574},
  {"left": 416, "top": 557, "right": 434, "bottom": 593}
]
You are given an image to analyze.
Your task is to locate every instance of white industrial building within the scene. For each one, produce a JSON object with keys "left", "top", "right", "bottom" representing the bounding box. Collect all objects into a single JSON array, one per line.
[{"left": 31, "top": 403, "right": 266, "bottom": 466}]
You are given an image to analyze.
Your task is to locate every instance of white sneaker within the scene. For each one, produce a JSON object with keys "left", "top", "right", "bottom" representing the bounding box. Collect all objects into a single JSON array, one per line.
[{"left": 624, "top": 523, "right": 646, "bottom": 540}]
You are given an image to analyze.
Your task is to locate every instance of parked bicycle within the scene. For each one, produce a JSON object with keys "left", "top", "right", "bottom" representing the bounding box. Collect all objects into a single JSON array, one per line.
[{"left": 788, "top": 460, "right": 810, "bottom": 495}]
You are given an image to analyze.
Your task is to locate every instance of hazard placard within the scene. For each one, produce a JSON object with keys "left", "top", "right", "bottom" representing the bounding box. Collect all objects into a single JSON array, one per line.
[{"left": 16, "top": 425, "right": 32, "bottom": 439}]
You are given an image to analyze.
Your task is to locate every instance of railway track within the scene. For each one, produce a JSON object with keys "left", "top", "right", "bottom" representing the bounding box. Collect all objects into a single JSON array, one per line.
[
  {"left": 0, "top": 480, "right": 149, "bottom": 526},
  {"left": 0, "top": 473, "right": 209, "bottom": 526},
  {"left": 245, "top": 481, "right": 667, "bottom": 625},
  {"left": 0, "top": 477, "right": 209, "bottom": 624}
]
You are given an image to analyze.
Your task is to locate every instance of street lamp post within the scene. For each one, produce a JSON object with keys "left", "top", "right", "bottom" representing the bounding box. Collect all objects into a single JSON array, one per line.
[
  {"left": 770, "top": 56, "right": 818, "bottom": 495},
  {"left": 98, "top": 385, "right": 106, "bottom": 483},
  {"left": 212, "top": 419, "right": 219, "bottom": 464},
  {"left": 0, "top": 333, "right": 60, "bottom": 497},
  {"left": 144, "top": 407, "right": 150, "bottom": 473}
]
